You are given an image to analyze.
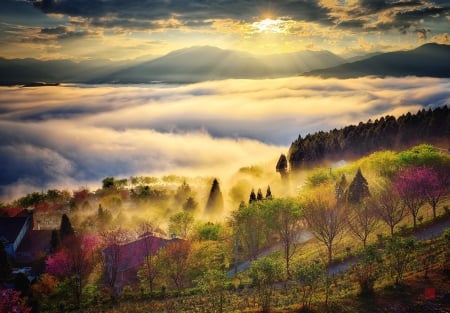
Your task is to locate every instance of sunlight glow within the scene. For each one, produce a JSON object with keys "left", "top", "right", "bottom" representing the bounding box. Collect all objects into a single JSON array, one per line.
[{"left": 252, "top": 18, "right": 286, "bottom": 33}]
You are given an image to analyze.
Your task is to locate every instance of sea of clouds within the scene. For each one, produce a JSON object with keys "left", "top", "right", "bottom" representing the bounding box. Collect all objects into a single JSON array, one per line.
[{"left": 1, "top": 76, "right": 449, "bottom": 201}]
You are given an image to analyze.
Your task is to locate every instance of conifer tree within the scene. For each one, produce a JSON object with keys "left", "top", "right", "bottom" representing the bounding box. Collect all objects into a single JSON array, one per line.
[
  {"left": 347, "top": 168, "right": 370, "bottom": 205},
  {"left": 257, "top": 188, "right": 264, "bottom": 201},
  {"left": 205, "top": 178, "right": 224, "bottom": 214},
  {"left": 266, "top": 185, "right": 273, "bottom": 200},
  {"left": 60, "top": 213, "right": 75, "bottom": 241},
  {"left": 249, "top": 189, "right": 257, "bottom": 204}
]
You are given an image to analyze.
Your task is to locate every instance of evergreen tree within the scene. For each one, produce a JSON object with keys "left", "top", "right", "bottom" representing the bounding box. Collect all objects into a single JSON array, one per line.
[
  {"left": 205, "top": 178, "right": 224, "bottom": 214},
  {"left": 60, "top": 213, "right": 75, "bottom": 241},
  {"left": 276, "top": 154, "right": 288, "bottom": 180},
  {"left": 249, "top": 189, "right": 257, "bottom": 204},
  {"left": 183, "top": 196, "right": 198, "bottom": 212},
  {"left": 257, "top": 188, "right": 264, "bottom": 201},
  {"left": 0, "top": 241, "right": 12, "bottom": 285},
  {"left": 266, "top": 185, "right": 273, "bottom": 200},
  {"left": 347, "top": 168, "right": 370, "bottom": 205},
  {"left": 49, "top": 229, "right": 61, "bottom": 254}
]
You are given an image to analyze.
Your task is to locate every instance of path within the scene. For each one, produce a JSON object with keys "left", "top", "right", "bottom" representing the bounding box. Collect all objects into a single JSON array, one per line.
[{"left": 228, "top": 215, "right": 450, "bottom": 277}]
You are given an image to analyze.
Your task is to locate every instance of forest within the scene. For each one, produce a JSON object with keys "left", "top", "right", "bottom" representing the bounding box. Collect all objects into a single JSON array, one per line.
[
  {"left": 288, "top": 106, "right": 449, "bottom": 170},
  {"left": 1, "top": 122, "right": 450, "bottom": 313}
]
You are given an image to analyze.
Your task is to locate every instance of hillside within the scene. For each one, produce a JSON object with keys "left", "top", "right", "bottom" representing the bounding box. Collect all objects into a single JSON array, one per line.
[
  {"left": 288, "top": 106, "right": 449, "bottom": 170},
  {"left": 305, "top": 43, "right": 450, "bottom": 78}
]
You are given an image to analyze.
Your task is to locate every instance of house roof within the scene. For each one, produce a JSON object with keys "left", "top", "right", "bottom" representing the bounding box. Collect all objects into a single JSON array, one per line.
[
  {"left": 0, "top": 217, "right": 29, "bottom": 245},
  {"left": 104, "top": 235, "right": 170, "bottom": 272},
  {"left": 15, "top": 229, "right": 52, "bottom": 264}
]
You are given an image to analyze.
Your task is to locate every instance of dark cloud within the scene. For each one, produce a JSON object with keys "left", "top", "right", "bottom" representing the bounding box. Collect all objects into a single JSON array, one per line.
[
  {"left": 40, "top": 26, "right": 67, "bottom": 34},
  {"left": 29, "top": 0, "right": 331, "bottom": 28}
]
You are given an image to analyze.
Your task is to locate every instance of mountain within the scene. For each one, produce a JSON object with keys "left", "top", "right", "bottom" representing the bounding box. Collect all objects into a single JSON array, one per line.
[
  {"left": 305, "top": 43, "right": 450, "bottom": 78},
  {"left": 95, "top": 46, "right": 345, "bottom": 83},
  {"left": 0, "top": 58, "right": 150, "bottom": 86}
]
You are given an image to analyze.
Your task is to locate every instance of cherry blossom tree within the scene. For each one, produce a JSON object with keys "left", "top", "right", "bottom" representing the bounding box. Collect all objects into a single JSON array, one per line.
[{"left": 394, "top": 166, "right": 436, "bottom": 228}]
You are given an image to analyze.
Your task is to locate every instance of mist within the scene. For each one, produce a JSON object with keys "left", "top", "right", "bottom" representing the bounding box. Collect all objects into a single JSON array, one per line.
[{"left": 1, "top": 76, "right": 449, "bottom": 203}]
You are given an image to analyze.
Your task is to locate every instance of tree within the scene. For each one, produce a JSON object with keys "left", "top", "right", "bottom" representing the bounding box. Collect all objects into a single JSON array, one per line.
[
  {"left": 46, "top": 234, "right": 100, "bottom": 307},
  {"left": 0, "top": 241, "right": 12, "bottom": 286},
  {"left": 422, "top": 166, "right": 449, "bottom": 218},
  {"left": 249, "top": 189, "right": 257, "bottom": 204},
  {"left": 276, "top": 154, "right": 288, "bottom": 180},
  {"left": 59, "top": 213, "right": 75, "bottom": 242},
  {"left": 161, "top": 240, "right": 191, "bottom": 291},
  {"left": 249, "top": 257, "right": 282, "bottom": 313},
  {"left": 347, "top": 200, "right": 378, "bottom": 248},
  {"left": 303, "top": 187, "right": 347, "bottom": 264},
  {"left": 0, "top": 289, "right": 31, "bottom": 313},
  {"left": 262, "top": 198, "right": 303, "bottom": 277},
  {"left": 205, "top": 178, "right": 224, "bottom": 215},
  {"left": 257, "top": 188, "right": 264, "bottom": 201},
  {"left": 351, "top": 245, "right": 382, "bottom": 296},
  {"left": 394, "top": 166, "right": 429, "bottom": 228},
  {"left": 196, "top": 269, "right": 228, "bottom": 313},
  {"left": 231, "top": 202, "right": 267, "bottom": 260},
  {"left": 385, "top": 236, "right": 417, "bottom": 285},
  {"left": 371, "top": 183, "right": 406, "bottom": 236},
  {"left": 101, "top": 228, "right": 130, "bottom": 297},
  {"left": 347, "top": 168, "right": 370, "bottom": 205},
  {"left": 137, "top": 222, "right": 161, "bottom": 293},
  {"left": 293, "top": 260, "right": 325, "bottom": 309},
  {"left": 182, "top": 196, "right": 198, "bottom": 212},
  {"left": 102, "top": 177, "right": 115, "bottom": 189},
  {"left": 168, "top": 211, "right": 194, "bottom": 238},
  {"left": 265, "top": 185, "right": 273, "bottom": 200}
]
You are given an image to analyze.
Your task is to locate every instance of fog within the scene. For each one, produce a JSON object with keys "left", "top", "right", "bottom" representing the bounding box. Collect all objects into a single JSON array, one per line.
[{"left": 1, "top": 76, "right": 449, "bottom": 202}]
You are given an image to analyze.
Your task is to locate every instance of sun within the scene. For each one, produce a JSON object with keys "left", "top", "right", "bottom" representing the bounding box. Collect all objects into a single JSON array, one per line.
[{"left": 252, "top": 18, "right": 285, "bottom": 33}]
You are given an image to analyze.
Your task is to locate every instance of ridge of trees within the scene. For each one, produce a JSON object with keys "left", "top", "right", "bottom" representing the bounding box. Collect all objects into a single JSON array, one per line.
[{"left": 288, "top": 106, "right": 449, "bottom": 170}]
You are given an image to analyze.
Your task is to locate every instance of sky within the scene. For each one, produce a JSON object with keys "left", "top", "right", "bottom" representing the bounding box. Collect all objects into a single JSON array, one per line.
[
  {"left": 1, "top": 76, "right": 449, "bottom": 201},
  {"left": 1, "top": 0, "right": 449, "bottom": 60}
]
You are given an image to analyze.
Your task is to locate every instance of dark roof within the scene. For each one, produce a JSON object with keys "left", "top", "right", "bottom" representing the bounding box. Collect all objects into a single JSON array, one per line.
[
  {"left": 0, "top": 217, "right": 29, "bottom": 244},
  {"left": 15, "top": 229, "right": 52, "bottom": 263},
  {"left": 104, "top": 235, "right": 170, "bottom": 272}
]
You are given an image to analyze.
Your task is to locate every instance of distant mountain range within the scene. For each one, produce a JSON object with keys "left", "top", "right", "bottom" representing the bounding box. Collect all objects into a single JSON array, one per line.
[
  {"left": 0, "top": 43, "right": 449, "bottom": 85},
  {"left": 306, "top": 43, "right": 450, "bottom": 78}
]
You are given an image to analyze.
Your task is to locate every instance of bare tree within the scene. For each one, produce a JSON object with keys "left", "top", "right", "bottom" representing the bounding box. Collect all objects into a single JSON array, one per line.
[
  {"left": 137, "top": 221, "right": 160, "bottom": 293},
  {"left": 369, "top": 184, "right": 406, "bottom": 236},
  {"left": 303, "top": 188, "right": 347, "bottom": 264},
  {"left": 371, "top": 183, "right": 406, "bottom": 236},
  {"left": 347, "top": 200, "right": 378, "bottom": 248},
  {"left": 101, "top": 228, "right": 130, "bottom": 296}
]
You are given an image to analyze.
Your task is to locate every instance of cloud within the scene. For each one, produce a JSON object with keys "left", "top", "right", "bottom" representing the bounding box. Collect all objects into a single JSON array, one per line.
[{"left": 0, "top": 76, "right": 449, "bottom": 200}]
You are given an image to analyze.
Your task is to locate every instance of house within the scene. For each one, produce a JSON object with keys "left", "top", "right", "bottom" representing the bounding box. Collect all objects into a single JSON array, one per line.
[
  {"left": 0, "top": 214, "right": 31, "bottom": 259},
  {"left": 15, "top": 229, "right": 52, "bottom": 265},
  {"left": 103, "top": 233, "right": 174, "bottom": 291}
]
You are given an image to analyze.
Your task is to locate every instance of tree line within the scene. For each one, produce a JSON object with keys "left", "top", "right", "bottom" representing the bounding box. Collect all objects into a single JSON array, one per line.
[{"left": 288, "top": 106, "right": 449, "bottom": 170}]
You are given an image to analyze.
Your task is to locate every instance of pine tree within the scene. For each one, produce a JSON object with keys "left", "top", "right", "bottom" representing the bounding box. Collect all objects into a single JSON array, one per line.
[
  {"left": 276, "top": 154, "right": 288, "bottom": 180},
  {"left": 347, "top": 169, "right": 370, "bottom": 205},
  {"left": 205, "top": 178, "right": 224, "bottom": 214},
  {"left": 0, "top": 241, "right": 12, "bottom": 285},
  {"left": 257, "top": 188, "right": 264, "bottom": 201},
  {"left": 249, "top": 189, "right": 257, "bottom": 204},
  {"left": 266, "top": 185, "right": 273, "bottom": 200},
  {"left": 60, "top": 213, "right": 75, "bottom": 241}
]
